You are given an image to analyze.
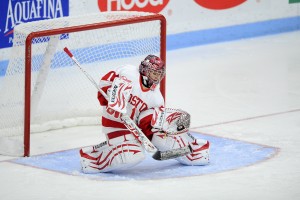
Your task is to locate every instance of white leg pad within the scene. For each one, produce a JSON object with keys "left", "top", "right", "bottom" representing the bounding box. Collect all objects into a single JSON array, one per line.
[
  {"left": 152, "top": 132, "right": 210, "bottom": 166},
  {"left": 80, "top": 135, "right": 145, "bottom": 173},
  {"left": 176, "top": 138, "right": 210, "bottom": 166}
]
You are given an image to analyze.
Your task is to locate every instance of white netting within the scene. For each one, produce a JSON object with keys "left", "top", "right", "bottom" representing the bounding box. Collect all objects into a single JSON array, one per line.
[{"left": 0, "top": 11, "right": 163, "bottom": 156}]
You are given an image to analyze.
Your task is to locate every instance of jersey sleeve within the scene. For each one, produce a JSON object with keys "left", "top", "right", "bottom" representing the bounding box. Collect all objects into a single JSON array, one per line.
[
  {"left": 138, "top": 108, "right": 162, "bottom": 140},
  {"left": 138, "top": 109, "right": 154, "bottom": 140},
  {"left": 97, "top": 70, "right": 119, "bottom": 106}
]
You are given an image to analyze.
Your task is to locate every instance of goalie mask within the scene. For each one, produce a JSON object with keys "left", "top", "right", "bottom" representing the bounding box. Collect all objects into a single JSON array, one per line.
[{"left": 139, "top": 55, "right": 165, "bottom": 90}]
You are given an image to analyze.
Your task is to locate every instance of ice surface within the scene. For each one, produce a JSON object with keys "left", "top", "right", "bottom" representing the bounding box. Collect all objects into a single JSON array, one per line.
[
  {"left": 11, "top": 132, "right": 277, "bottom": 181},
  {"left": 1, "top": 31, "right": 300, "bottom": 200}
]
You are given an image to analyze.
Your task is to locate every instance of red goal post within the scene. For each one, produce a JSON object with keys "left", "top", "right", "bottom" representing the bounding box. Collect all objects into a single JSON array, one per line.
[{"left": 0, "top": 12, "right": 166, "bottom": 157}]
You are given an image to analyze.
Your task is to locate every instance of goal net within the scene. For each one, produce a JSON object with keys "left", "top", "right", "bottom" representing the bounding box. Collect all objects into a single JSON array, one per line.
[{"left": 0, "top": 11, "right": 166, "bottom": 156}]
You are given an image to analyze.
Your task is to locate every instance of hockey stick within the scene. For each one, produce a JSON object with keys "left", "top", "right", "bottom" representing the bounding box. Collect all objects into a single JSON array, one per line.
[{"left": 63, "top": 47, "right": 192, "bottom": 160}]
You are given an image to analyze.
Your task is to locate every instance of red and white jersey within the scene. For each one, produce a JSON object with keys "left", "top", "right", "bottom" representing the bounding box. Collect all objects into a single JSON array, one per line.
[{"left": 98, "top": 65, "right": 164, "bottom": 141}]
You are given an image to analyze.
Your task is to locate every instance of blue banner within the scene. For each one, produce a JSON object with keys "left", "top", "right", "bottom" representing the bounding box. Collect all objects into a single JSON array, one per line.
[{"left": 0, "top": 0, "right": 69, "bottom": 49}]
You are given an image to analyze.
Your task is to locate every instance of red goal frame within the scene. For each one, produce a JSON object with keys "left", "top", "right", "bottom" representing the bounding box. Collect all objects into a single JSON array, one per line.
[{"left": 23, "top": 14, "right": 166, "bottom": 156}]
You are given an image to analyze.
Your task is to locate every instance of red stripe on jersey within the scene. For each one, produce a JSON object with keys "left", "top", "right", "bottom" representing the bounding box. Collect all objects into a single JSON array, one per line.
[
  {"left": 138, "top": 113, "right": 154, "bottom": 140},
  {"left": 98, "top": 89, "right": 109, "bottom": 106},
  {"left": 106, "top": 130, "right": 132, "bottom": 140},
  {"left": 102, "top": 117, "right": 127, "bottom": 129},
  {"left": 102, "top": 71, "right": 119, "bottom": 82}
]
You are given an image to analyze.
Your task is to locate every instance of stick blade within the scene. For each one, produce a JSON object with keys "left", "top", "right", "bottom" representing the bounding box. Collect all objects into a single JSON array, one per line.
[
  {"left": 152, "top": 151, "right": 163, "bottom": 160},
  {"left": 152, "top": 145, "right": 192, "bottom": 160}
]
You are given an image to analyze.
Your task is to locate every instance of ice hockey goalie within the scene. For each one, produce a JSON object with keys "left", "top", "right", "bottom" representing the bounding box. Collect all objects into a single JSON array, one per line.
[{"left": 79, "top": 55, "right": 210, "bottom": 173}]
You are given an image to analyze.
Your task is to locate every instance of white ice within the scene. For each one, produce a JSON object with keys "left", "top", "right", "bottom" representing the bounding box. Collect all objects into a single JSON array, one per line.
[{"left": 1, "top": 31, "right": 300, "bottom": 200}]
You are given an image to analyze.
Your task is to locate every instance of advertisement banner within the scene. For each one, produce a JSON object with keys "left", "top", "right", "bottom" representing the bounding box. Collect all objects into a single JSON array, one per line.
[
  {"left": 97, "top": 0, "right": 169, "bottom": 12},
  {"left": 193, "top": 0, "right": 247, "bottom": 10},
  {"left": 0, "top": 0, "right": 69, "bottom": 49}
]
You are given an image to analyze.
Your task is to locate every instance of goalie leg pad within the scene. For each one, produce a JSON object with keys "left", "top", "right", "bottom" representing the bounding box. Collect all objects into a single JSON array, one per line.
[
  {"left": 175, "top": 138, "right": 209, "bottom": 166},
  {"left": 151, "top": 131, "right": 210, "bottom": 166},
  {"left": 80, "top": 134, "right": 145, "bottom": 173}
]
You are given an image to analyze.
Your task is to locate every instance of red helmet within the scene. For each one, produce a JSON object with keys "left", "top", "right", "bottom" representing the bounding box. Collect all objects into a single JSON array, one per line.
[{"left": 139, "top": 55, "right": 165, "bottom": 89}]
